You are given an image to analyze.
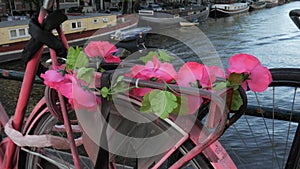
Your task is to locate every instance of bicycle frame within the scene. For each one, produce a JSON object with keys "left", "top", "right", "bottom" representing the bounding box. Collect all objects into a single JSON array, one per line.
[{"left": 0, "top": 0, "right": 83, "bottom": 168}]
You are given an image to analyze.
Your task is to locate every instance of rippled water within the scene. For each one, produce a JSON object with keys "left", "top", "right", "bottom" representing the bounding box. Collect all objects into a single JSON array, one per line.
[
  {"left": 195, "top": 3, "right": 300, "bottom": 168},
  {"left": 199, "top": 2, "right": 300, "bottom": 68}
]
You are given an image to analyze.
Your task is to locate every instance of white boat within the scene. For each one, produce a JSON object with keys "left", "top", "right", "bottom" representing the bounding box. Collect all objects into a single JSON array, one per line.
[
  {"left": 110, "top": 27, "right": 152, "bottom": 41},
  {"left": 210, "top": 2, "right": 249, "bottom": 18}
]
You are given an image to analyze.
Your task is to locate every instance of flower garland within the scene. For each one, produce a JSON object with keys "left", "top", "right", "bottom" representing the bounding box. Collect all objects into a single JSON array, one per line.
[{"left": 41, "top": 41, "right": 272, "bottom": 119}]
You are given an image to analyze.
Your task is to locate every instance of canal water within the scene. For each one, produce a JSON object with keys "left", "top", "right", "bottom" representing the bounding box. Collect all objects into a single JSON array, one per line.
[
  {"left": 199, "top": 1, "right": 300, "bottom": 68},
  {"left": 197, "top": 2, "right": 300, "bottom": 169},
  {"left": 0, "top": 1, "right": 300, "bottom": 168}
]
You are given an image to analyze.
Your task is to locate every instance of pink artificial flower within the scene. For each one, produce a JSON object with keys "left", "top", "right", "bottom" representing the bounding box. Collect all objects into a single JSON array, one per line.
[
  {"left": 176, "top": 62, "right": 224, "bottom": 88},
  {"left": 175, "top": 62, "right": 224, "bottom": 114},
  {"left": 226, "top": 54, "right": 272, "bottom": 92},
  {"left": 227, "top": 54, "right": 261, "bottom": 74},
  {"left": 130, "top": 56, "right": 177, "bottom": 96},
  {"left": 57, "top": 74, "right": 73, "bottom": 99},
  {"left": 84, "top": 41, "right": 120, "bottom": 63},
  {"left": 202, "top": 65, "right": 225, "bottom": 88},
  {"left": 41, "top": 70, "right": 74, "bottom": 106},
  {"left": 176, "top": 62, "right": 204, "bottom": 87},
  {"left": 184, "top": 95, "right": 203, "bottom": 115},
  {"left": 40, "top": 70, "right": 65, "bottom": 89},
  {"left": 245, "top": 64, "right": 272, "bottom": 92},
  {"left": 72, "top": 78, "right": 100, "bottom": 111},
  {"left": 131, "top": 56, "right": 177, "bottom": 82},
  {"left": 41, "top": 70, "right": 100, "bottom": 111},
  {"left": 104, "top": 53, "right": 121, "bottom": 63}
]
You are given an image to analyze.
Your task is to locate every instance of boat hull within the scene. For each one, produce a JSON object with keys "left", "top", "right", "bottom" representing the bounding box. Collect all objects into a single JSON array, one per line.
[
  {"left": 265, "top": 2, "right": 278, "bottom": 8},
  {"left": 249, "top": 2, "right": 267, "bottom": 11},
  {"left": 210, "top": 3, "right": 249, "bottom": 18}
]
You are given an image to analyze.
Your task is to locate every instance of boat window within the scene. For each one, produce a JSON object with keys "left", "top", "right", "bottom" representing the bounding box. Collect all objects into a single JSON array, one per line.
[
  {"left": 71, "top": 21, "right": 83, "bottom": 29},
  {"left": 9, "top": 28, "right": 29, "bottom": 39},
  {"left": 94, "top": 18, "right": 99, "bottom": 23},
  {"left": 19, "top": 28, "right": 26, "bottom": 36},
  {"left": 103, "top": 17, "right": 109, "bottom": 23},
  {"left": 77, "top": 22, "right": 82, "bottom": 27},
  {"left": 9, "top": 30, "right": 17, "bottom": 38}
]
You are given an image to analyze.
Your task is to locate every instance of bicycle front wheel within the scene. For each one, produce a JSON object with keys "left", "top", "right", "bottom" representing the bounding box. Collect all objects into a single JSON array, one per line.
[
  {"left": 219, "top": 68, "right": 300, "bottom": 169},
  {"left": 20, "top": 90, "right": 217, "bottom": 169}
]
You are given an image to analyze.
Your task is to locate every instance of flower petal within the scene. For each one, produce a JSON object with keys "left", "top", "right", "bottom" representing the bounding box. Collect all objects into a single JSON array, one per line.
[
  {"left": 247, "top": 65, "right": 272, "bottom": 92},
  {"left": 227, "top": 54, "right": 261, "bottom": 74},
  {"left": 84, "top": 41, "right": 118, "bottom": 58},
  {"left": 130, "top": 56, "right": 176, "bottom": 82},
  {"left": 186, "top": 95, "right": 203, "bottom": 114},
  {"left": 72, "top": 82, "right": 99, "bottom": 110},
  {"left": 176, "top": 62, "right": 204, "bottom": 87},
  {"left": 104, "top": 54, "right": 121, "bottom": 63}
]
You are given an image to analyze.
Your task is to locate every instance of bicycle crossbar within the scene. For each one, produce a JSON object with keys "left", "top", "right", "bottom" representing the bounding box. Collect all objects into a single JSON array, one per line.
[
  {"left": 122, "top": 77, "right": 214, "bottom": 99},
  {"left": 246, "top": 105, "right": 300, "bottom": 123},
  {"left": 0, "top": 68, "right": 43, "bottom": 84}
]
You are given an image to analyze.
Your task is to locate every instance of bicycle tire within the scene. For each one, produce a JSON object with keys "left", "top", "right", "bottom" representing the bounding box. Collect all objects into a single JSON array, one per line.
[
  {"left": 20, "top": 91, "right": 226, "bottom": 169},
  {"left": 218, "top": 68, "right": 300, "bottom": 169}
]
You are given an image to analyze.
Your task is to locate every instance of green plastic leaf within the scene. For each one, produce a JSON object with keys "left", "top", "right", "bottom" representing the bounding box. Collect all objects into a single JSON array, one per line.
[
  {"left": 158, "top": 50, "right": 174, "bottom": 62},
  {"left": 111, "top": 82, "right": 128, "bottom": 95},
  {"left": 76, "top": 67, "right": 95, "bottom": 84},
  {"left": 228, "top": 73, "right": 244, "bottom": 90},
  {"left": 101, "top": 87, "right": 110, "bottom": 98},
  {"left": 140, "top": 51, "right": 158, "bottom": 63},
  {"left": 230, "top": 89, "right": 243, "bottom": 111},
  {"left": 213, "top": 82, "right": 228, "bottom": 91},
  {"left": 116, "top": 76, "right": 124, "bottom": 83},
  {"left": 173, "top": 96, "right": 189, "bottom": 116},
  {"left": 66, "top": 46, "right": 82, "bottom": 70},
  {"left": 140, "top": 92, "right": 151, "bottom": 112},
  {"left": 75, "top": 51, "right": 89, "bottom": 69},
  {"left": 139, "top": 50, "right": 175, "bottom": 63},
  {"left": 148, "top": 90, "right": 178, "bottom": 119}
]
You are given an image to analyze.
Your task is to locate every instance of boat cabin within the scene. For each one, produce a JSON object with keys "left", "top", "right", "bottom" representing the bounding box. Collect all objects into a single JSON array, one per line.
[{"left": 0, "top": 13, "right": 116, "bottom": 47}]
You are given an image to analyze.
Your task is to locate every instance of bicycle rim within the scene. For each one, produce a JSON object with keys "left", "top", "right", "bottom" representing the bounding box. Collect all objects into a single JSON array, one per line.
[
  {"left": 23, "top": 108, "right": 93, "bottom": 169},
  {"left": 219, "top": 68, "right": 300, "bottom": 169}
]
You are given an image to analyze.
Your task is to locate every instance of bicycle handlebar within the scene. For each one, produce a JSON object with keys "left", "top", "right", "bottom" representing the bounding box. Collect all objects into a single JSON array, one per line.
[{"left": 289, "top": 9, "right": 300, "bottom": 29}]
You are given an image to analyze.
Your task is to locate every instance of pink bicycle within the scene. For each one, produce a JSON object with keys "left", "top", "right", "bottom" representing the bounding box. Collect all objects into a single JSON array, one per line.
[{"left": 0, "top": 0, "right": 299, "bottom": 168}]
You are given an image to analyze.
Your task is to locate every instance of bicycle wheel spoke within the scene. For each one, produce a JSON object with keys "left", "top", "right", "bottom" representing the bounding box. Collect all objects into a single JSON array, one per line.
[
  {"left": 281, "top": 87, "right": 297, "bottom": 169},
  {"left": 219, "top": 68, "right": 300, "bottom": 169}
]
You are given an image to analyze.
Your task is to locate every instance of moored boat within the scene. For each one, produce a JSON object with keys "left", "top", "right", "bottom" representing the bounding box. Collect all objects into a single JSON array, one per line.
[
  {"left": 265, "top": 0, "right": 278, "bottom": 8},
  {"left": 138, "top": 4, "right": 209, "bottom": 24},
  {"left": 110, "top": 27, "right": 152, "bottom": 41},
  {"left": 0, "top": 14, "right": 138, "bottom": 63},
  {"left": 210, "top": 0, "right": 249, "bottom": 18},
  {"left": 249, "top": 0, "right": 267, "bottom": 11}
]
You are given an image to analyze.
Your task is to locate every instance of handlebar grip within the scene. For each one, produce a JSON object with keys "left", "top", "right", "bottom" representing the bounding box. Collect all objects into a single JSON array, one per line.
[{"left": 289, "top": 9, "right": 300, "bottom": 29}]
